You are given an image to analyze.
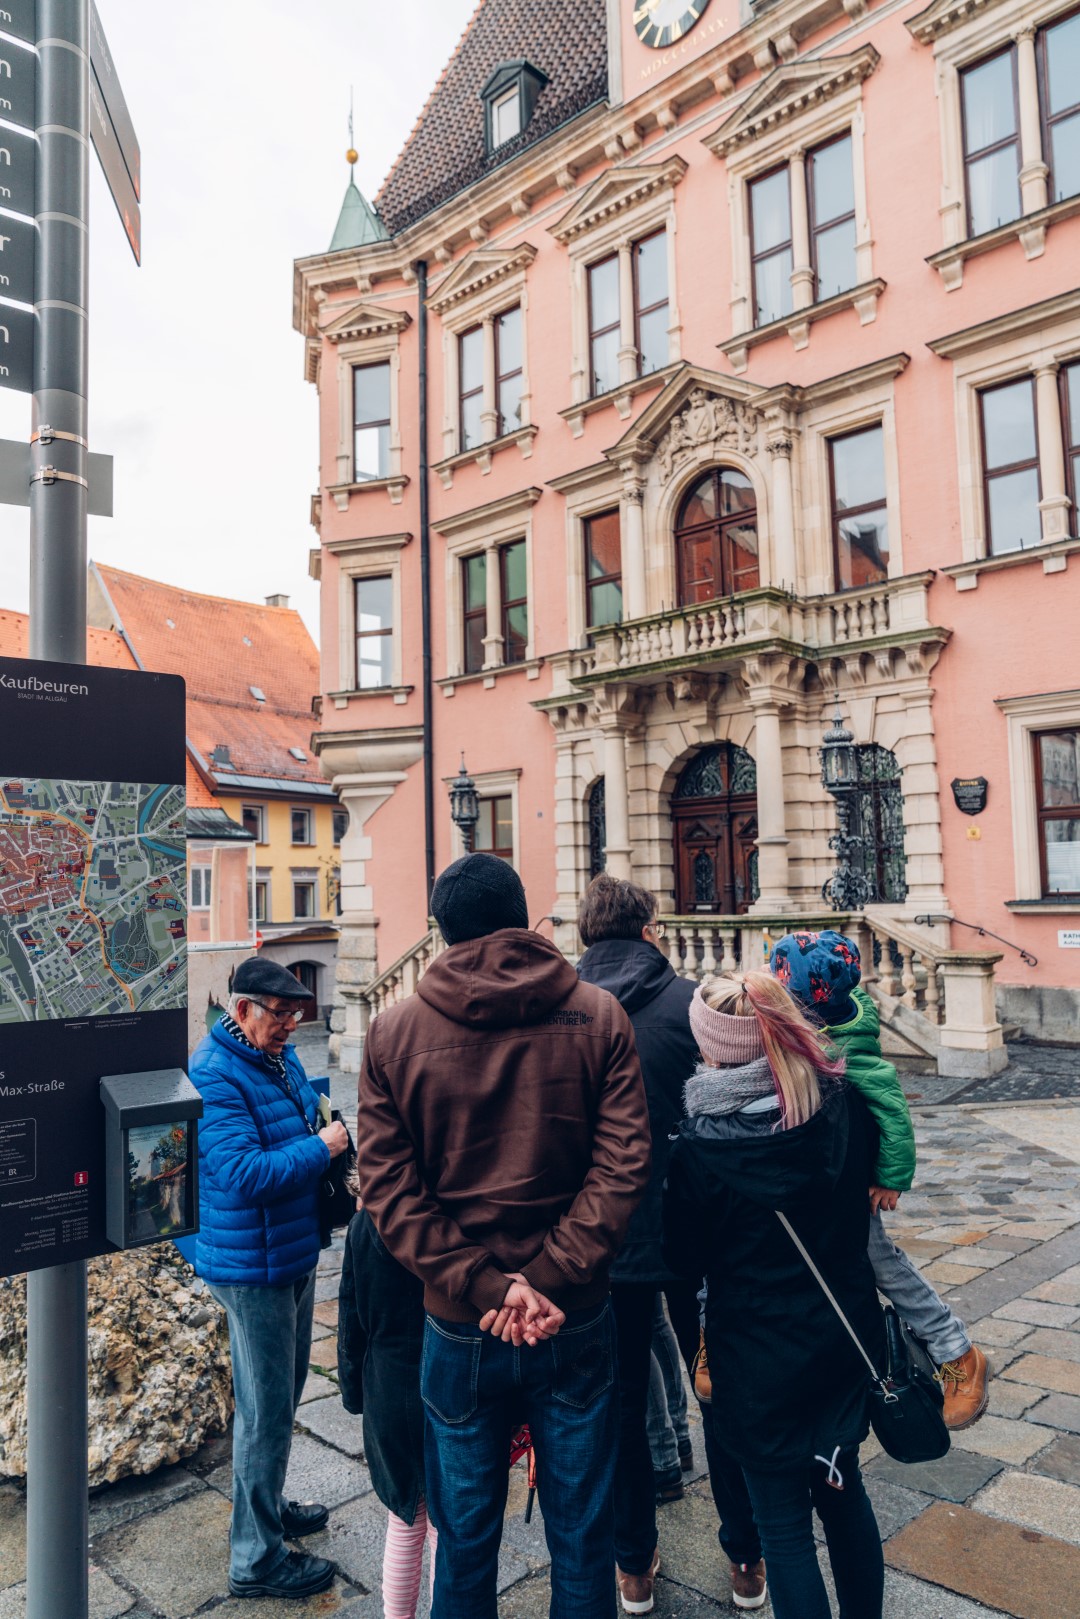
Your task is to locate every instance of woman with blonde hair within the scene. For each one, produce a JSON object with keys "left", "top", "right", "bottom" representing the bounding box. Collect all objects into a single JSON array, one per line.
[{"left": 664, "top": 971, "right": 885, "bottom": 1619}]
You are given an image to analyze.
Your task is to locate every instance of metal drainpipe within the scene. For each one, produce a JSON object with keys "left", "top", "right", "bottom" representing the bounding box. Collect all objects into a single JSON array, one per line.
[{"left": 417, "top": 260, "right": 435, "bottom": 908}]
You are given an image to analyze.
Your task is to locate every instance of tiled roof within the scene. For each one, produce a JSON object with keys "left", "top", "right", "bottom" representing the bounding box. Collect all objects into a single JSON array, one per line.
[
  {"left": 91, "top": 564, "right": 325, "bottom": 788},
  {"left": 0, "top": 607, "right": 137, "bottom": 670},
  {"left": 375, "top": 0, "right": 608, "bottom": 237},
  {"left": 186, "top": 756, "right": 218, "bottom": 809}
]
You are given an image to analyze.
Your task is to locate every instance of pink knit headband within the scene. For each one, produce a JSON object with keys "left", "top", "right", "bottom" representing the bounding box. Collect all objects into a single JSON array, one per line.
[{"left": 689, "top": 983, "right": 765, "bottom": 1068}]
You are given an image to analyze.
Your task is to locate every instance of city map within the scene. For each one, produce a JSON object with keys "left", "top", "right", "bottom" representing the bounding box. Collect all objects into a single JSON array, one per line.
[{"left": 0, "top": 779, "right": 187, "bottom": 1023}]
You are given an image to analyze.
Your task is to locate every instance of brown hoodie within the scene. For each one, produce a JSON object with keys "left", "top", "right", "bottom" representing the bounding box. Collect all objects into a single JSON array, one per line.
[{"left": 356, "top": 929, "right": 650, "bottom": 1321}]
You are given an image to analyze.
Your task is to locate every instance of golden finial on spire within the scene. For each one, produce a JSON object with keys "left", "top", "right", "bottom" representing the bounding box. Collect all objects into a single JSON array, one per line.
[{"left": 346, "top": 89, "right": 358, "bottom": 171}]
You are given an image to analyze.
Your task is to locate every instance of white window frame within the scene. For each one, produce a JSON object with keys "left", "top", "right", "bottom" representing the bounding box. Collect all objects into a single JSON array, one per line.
[
  {"left": 444, "top": 767, "right": 522, "bottom": 869},
  {"left": 998, "top": 687, "right": 1080, "bottom": 904},
  {"left": 799, "top": 371, "right": 905, "bottom": 595},
  {"left": 241, "top": 802, "right": 266, "bottom": 844},
  {"left": 320, "top": 299, "right": 410, "bottom": 508},
  {"left": 323, "top": 531, "right": 411, "bottom": 704},
  {"left": 253, "top": 872, "right": 271, "bottom": 924},
  {"left": 434, "top": 488, "right": 541, "bottom": 684},
  {"left": 189, "top": 867, "right": 212, "bottom": 910},
  {"left": 292, "top": 875, "right": 318, "bottom": 921},
  {"left": 290, "top": 807, "right": 313, "bottom": 846},
  {"left": 548, "top": 460, "right": 624, "bottom": 649},
  {"left": 492, "top": 86, "right": 521, "bottom": 148}
]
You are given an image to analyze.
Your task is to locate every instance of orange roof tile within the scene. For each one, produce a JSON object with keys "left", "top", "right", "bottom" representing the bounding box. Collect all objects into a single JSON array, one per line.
[
  {"left": 92, "top": 564, "right": 325, "bottom": 787},
  {"left": 0, "top": 607, "right": 137, "bottom": 670},
  {"left": 186, "top": 756, "right": 218, "bottom": 809}
]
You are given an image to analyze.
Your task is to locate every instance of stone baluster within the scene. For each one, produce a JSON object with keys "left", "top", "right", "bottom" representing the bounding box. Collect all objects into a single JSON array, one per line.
[
  {"left": 720, "top": 927, "right": 738, "bottom": 974},
  {"left": 666, "top": 927, "right": 684, "bottom": 975},
  {"left": 682, "top": 928, "right": 699, "bottom": 979},
  {"left": 700, "top": 927, "right": 718, "bottom": 976},
  {"left": 876, "top": 932, "right": 898, "bottom": 998},
  {"left": 852, "top": 920, "right": 877, "bottom": 987},
  {"left": 872, "top": 594, "right": 889, "bottom": 636},
  {"left": 924, "top": 959, "right": 942, "bottom": 1025},
  {"left": 899, "top": 944, "right": 917, "bottom": 1010},
  {"left": 659, "top": 618, "right": 674, "bottom": 658}
]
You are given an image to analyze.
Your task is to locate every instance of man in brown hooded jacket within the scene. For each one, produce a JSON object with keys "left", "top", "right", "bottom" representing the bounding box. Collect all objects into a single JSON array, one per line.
[{"left": 357, "top": 852, "right": 650, "bottom": 1619}]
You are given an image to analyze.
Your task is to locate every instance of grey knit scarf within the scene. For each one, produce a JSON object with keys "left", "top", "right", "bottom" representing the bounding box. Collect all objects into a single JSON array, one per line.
[{"left": 684, "top": 1056, "right": 779, "bottom": 1119}]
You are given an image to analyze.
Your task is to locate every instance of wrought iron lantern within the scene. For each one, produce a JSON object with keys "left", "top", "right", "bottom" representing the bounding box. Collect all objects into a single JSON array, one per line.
[
  {"left": 448, "top": 755, "right": 480, "bottom": 852},
  {"left": 819, "top": 708, "right": 872, "bottom": 912}
]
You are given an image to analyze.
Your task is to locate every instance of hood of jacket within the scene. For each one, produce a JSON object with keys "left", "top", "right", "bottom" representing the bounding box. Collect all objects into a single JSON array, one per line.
[
  {"left": 676, "top": 1076, "right": 851, "bottom": 1210},
  {"left": 416, "top": 928, "right": 580, "bottom": 1030},
  {"left": 576, "top": 938, "right": 678, "bottom": 1016}
]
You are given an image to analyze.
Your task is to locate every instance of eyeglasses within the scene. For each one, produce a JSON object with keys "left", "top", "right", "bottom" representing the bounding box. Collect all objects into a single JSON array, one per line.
[
  {"left": 646, "top": 921, "right": 666, "bottom": 940},
  {"left": 248, "top": 1000, "right": 304, "bottom": 1027}
]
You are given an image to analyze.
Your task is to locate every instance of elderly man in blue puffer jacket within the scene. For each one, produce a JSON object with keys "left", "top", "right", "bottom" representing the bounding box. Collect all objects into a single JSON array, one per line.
[{"left": 192, "top": 956, "right": 348, "bottom": 1602}]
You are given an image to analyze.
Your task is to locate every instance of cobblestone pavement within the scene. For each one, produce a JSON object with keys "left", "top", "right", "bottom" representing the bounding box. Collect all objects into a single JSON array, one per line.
[{"left": 3, "top": 1038, "right": 1080, "bottom": 1616}]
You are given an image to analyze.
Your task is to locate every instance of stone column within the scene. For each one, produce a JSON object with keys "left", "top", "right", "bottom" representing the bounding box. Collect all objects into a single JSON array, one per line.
[
  {"left": 767, "top": 434, "right": 798, "bottom": 592},
  {"left": 482, "top": 541, "right": 504, "bottom": 668},
  {"left": 601, "top": 722, "right": 632, "bottom": 879},
  {"left": 748, "top": 699, "right": 791, "bottom": 912},
  {"left": 789, "top": 150, "right": 814, "bottom": 310},
  {"left": 480, "top": 314, "right": 499, "bottom": 442},
  {"left": 1035, "top": 363, "right": 1071, "bottom": 541},
  {"left": 617, "top": 241, "right": 637, "bottom": 384},
  {"left": 1016, "top": 27, "right": 1050, "bottom": 215},
  {"left": 621, "top": 477, "right": 647, "bottom": 620}
]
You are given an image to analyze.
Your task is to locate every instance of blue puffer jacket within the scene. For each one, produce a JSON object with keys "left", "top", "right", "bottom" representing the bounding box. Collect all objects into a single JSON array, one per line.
[{"left": 192, "top": 1021, "right": 329, "bottom": 1287}]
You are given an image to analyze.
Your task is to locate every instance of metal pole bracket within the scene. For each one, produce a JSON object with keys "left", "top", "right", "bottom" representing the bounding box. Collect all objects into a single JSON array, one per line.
[{"left": 30, "top": 466, "right": 89, "bottom": 490}]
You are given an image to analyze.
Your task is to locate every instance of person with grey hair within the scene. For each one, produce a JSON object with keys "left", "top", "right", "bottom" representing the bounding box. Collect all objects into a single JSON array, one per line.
[{"left": 192, "top": 957, "right": 348, "bottom": 1601}]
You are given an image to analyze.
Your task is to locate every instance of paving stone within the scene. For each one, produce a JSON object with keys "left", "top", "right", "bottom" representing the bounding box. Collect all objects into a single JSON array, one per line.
[
  {"left": 1003, "top": 1354, "right": 1080, "bottom": 1398},
  {"left": 1031, "top": 1433, "right": 1080, "bottom": 1486},
  {"left": 994, "top": 1299, "right": 1080, "bottom": 1328},
  {"left": 866, "top": 1448, "right": 1003, "bottom": 1503},
  {"left": 875, "top": 1567, "right": 1008, "bottom": 1617},
  {"left": 997, "top": 1221, "right": 1077, "bottom": 1241},
  {"left": 88, "top": 1464, "right": 205, "bottom": 1536},
  {"left": 1017, "top": 1326, "right": 1080, "bottom": 1363},
  {"left": 926, "top": 1261, "right": 988, "bottom": 1285},
  {"left": 974, "top": 1470, "right": 1080, "bottom": 1546},
  {"left": 1027, "top": 1275, "right": 1080, "bottom": 1306},
  {"left": 981, "top": 1233, "right": 1040, "bottom": 1254},
  {"left": 315, "top": 1274, "right": 340, "bottom": 1304},
  {"left": 300, "top": 1369, "right": 339, "bottom": 1406},
  {"left": 314, "top": 1300, "right": 340, "bottom": 1329},
  {"left": 0, "top": 1566, "right": 135, "bottom": 1618},
  {"left": 950, "top": 1413, "right": 1057, "bottom": 1464},
  {"left": 885, "top": 1501, "right": 1080, "bottom": 1619},
  {"left": 895, "top": 1238, "right": 952, "bottom": 1261},
  {"left": 211, "top": 1587, "right": 372, "bottom": 1619},
  {"left": 311, "top": 1336, "right": 340, "bottom": 1370},
  {"left": 181, "top": 1428, "right": 232, "bottom": 1479},
  {"left": 92, "top": 1488, "right": 234, "bottom": 1618},
  {"left": 990, "top": 1379, "right": 1044, "bottom": 1418},
  {"left": 958, "top": 1247, "right": 1016, "bottom": 1268},
  {"left": 969, "top": 1316, "right": 1034, "bottom": 1348},
  {"left": 863, "top": 1475, "right": 932, "bottom": 1539},
  {"left": 0, "top": 1490, "right": 25, "bottom": 1587},
  {"left": 295, "top": 1397, "right": 366, "bottom": 1458},
  {"left": 946, "top": 1231, "right": 997, "bottom": 1247},
  {"left": 206, "top": 1432, "right": 371, "bottom": 1510},
  {"left": 1025, "top": 1392, "right": 1080, "bottom": 1434}
]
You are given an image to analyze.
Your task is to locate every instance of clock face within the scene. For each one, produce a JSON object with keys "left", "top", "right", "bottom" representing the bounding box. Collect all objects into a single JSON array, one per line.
[{"left": 633, "top": 0, "right": 711, "bottom": 50}]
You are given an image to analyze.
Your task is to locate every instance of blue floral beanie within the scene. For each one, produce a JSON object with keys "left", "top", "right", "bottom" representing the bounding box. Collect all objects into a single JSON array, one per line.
[{"left": 769, "top": 930, "right": 861, "bottom": 1025}]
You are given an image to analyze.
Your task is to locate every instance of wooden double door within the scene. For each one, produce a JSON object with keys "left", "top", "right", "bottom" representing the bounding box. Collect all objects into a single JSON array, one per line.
[{"left": 672, "top": 745, "right": 759, "bottom": 914}]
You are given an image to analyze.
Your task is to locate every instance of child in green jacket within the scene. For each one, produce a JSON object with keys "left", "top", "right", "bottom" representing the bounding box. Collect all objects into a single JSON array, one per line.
[{"left": 770, "top": 931, "right": 988, "bottom": 1431}]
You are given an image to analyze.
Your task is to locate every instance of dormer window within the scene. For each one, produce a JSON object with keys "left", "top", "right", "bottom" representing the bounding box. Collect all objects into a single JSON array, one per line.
[{"left": 481, "top": 60, "right": 549, "bottom": 156}]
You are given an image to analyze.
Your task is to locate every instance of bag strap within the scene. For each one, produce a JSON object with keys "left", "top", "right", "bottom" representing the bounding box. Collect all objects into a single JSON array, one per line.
[{"left": 774, "top": 1211, "right": 889, "bottom": 1392}]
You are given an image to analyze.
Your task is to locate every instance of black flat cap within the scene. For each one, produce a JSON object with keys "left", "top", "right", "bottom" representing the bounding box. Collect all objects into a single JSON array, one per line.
[{"left": 233, "top": 957, "right": 315, "bottom": 1000}]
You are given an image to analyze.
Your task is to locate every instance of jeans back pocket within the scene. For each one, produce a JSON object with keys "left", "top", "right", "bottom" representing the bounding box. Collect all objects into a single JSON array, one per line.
[
  {"left": 551, "top": 1304, "right": 614, "bottom": 1410},
  {"left": 421, "top": 1317, "right": 482, "bottom": 1425}
]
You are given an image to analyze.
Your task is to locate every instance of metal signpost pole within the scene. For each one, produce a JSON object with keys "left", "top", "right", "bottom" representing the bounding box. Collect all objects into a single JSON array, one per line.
[{"left": 26, "top": 2, "right": 91, "bottom": 1616}]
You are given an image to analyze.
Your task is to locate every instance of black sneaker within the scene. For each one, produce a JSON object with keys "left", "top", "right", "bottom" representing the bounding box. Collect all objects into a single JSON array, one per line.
[
  {"left": 678, "top": 1437, "right": 693, "bottom": 1472},
  {"left": 281, "top": 1499, "right": 330, "bottom": 1537},
  {"left": 228, "top": 1550, "right": 336, "bottom": 1599}
]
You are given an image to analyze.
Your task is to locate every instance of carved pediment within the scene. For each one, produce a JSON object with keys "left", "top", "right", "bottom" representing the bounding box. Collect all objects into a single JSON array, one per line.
[
  {"left": 427, "top": 244, "right": 537, "bottom": 315},
  {"left": 549, "top": 157, "right": 688, "bottom": 245},
  {"left": 704, "top": 47, "right": 880, "bottom": 157},
  {"left": 906, "top": 0, "right": 1000, "bottom": 44},
  {"left": 606, "top": 366, "right": 766, "bottom": 479},
  {"left": 319, "top": 298, "right": 411, "bottom": 344}
]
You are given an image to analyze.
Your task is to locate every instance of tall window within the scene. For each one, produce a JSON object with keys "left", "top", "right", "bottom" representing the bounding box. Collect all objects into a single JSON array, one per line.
[
  {"left": 241, "top": 804, "right": 266, "bottom": 843},
  {"left": 462, "top": 553, "right": 487, "bottom": 674},
  {"left": 961, "top": 49, "right": 1021, "bottom": 236},
  {"left": 749, "top": 166, "right": 793, "bottom": 327},
  {"left": 475, "top": 796, "right": 514, "bottom": 861},
  {"left": 189, "top": 868, "right": 212, "bottom": 910},
  {"left": 332, "top": 809, "right": 349, "bottom": 845},
  {"left": 354, "top": 575, "right": 393, "bottom": 689},
  {"left": 500, "top": 541, "right": 528, "bottom": 664},
  {"left": 829, "top": 425, "right": 889, "bottom": 589},
  {"left": 458, "top": 325, "right": 484, "bottom": 451},
  {"left": 584, "top": 509, "right": 622, "bottom": 628},
  {"left": 1034, "top": 729, "right": 1080, "bottom": 896},
  {"left": 587, "top": 254, "right": 620, "bottom": 396},
  {"left": 495, "top": 306, "right": 523, "bottom": 437},
  {"left": 633, "top": 231, "right": 668, "bottom": 377},
  {"left": 675, "top": 469, "right": 760, "bottom": 606},
  {"left": 491, "top": 86, "right": 521, "bottom": 147},
  {"left": 291, "top": 808, "right": 313, "bottom": 845},
  {"left": 809, "top": 135, "right": 857, "bottom": 301},
  {"left": 254, "top": 878, "right": 269, "bottom": 924},
  {"left": 1063, "top": 361, "right": 1080, "bottom": 520},
  {"left": 979, "top": 378, "right": 1041, "bottom": 553},
  {"left": 293, "top": 879, "right": 317, "bottom": 919},
  {"left": 1039, "top": 11, "right": 1080, "bottom": 204},
  {"left": 353, "top": 362, "right": 391, "bottom": 481}
]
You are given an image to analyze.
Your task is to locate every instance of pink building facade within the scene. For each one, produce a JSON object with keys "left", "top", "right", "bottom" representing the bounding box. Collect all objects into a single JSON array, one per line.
[{"left": 294, "top": 0, "right": 1080, "bottom": 1071}]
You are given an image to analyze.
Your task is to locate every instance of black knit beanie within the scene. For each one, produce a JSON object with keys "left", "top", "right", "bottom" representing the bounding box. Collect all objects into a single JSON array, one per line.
[{"left": 430, "top": 853, "right": 529, "bottom": 945}]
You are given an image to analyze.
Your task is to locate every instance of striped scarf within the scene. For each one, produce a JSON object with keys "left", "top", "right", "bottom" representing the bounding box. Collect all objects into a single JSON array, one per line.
[{"left": 219, "top": 1012, "right": 288, "bottom": 1080}]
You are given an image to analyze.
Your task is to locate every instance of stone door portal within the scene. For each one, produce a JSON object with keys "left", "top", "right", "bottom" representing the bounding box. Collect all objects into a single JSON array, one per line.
[{"left": 672, "top": 745, "right": 759, "bottom": 914}]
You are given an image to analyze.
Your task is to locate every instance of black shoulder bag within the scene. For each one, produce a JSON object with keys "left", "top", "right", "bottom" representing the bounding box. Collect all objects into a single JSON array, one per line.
[
  {"left": 776, "top": 1211, "right": 950, "bottom": 1466},
  {"left": 273, "top": 1069, "right": 357, "bottom": 1247}
]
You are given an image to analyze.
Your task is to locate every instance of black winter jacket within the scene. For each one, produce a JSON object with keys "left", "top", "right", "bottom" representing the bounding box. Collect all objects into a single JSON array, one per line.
[
  {"left": 664, "top": 1077, "right": 884, "bottom": 1472},
  {"left": 337, "top": 1211, "right": 427, "bottom": 1523},
  {"left": 577, "top": 939, "right": 697, "bottom": 1285}
]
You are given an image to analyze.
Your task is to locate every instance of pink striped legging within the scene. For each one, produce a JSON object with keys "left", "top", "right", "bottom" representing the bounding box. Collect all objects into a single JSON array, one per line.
[{"left": 382, "top": 1501, "right": 438, "bottom": 1619}]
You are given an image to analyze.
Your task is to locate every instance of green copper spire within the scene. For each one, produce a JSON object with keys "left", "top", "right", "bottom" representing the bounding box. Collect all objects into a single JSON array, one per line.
[{"left": 330, "top": 97, "right": 389, "bottom": 251}]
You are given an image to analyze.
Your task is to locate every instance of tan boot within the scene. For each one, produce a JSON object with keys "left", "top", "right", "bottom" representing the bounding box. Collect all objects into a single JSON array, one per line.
[
  {"left": 940, "top": 1343, "right": 989, "bottom": 1430},
  {"left": 616, "top": 1549, "right": 660, "bottom": 1614},
  {"left": 730, "top": 1560, "right": 768, "bottom": 1610},
  {"left": 692, "top": 1327, "right": 712, "bottom": 1405}
]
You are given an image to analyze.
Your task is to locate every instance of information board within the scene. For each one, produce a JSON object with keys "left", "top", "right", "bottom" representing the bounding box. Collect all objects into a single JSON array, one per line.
[{"left": 0, "top": 656, "right": 187, "bottom": 1275}]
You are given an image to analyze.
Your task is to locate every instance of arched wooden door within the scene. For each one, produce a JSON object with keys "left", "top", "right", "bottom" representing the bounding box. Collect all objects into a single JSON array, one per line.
[
  {"left": 672, "top": 745, "right": 759, "bottom": 914},
  {"left": 289, "top": 960, "right": 320, "bottom": 1022}
]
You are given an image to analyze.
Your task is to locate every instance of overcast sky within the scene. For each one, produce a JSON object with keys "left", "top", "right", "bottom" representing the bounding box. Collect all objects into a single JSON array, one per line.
[{"left": 0, "top": 0, "right": 476, "bottom": 644}]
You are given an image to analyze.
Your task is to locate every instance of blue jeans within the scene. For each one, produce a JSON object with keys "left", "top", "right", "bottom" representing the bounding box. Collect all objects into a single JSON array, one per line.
[
  {"left": 646, "top": 1294, "right": 689, "bottom": 1474},
  {"left": 741, "top": 1450, "right": 883, "bottom": 1619},
  {"left": 867, "top": 1211, "right": 970, "bottom": 1363},
  {"left": 208, "top": 1269, "right": 316, "bottom": 1581},
  {"left": 422, "top": 1302, "right": 618, "bottom": 1619}
]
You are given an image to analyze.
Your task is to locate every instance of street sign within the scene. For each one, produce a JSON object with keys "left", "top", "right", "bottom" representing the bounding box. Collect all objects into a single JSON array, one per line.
[
  {"left": 0, "top": 126, "right": 34, "bottom": 215},
  {"left": 88, "top": 65, "right": 140, "bottom": 264},
  {"left": 0, "top": 4, "right": 35, "bottom": 47},
  {"left": 0, "top": 36, "right": 34, "bottom": 133},
  {"left": 89, "top": 2, "right": 139, "bottom": 200},
  {"left": 0, "top": 438, "right": 113, "bottom": 515},
  {"left": 0, "top": 299, "right": 32, "bottom": 393},
  {"left": 0, "top": 210, "right": 33, "bottom": 302}
]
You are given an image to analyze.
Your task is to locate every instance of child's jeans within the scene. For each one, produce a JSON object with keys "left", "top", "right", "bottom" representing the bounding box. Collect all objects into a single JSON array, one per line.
[
  {"left": 866, "top": 1210, "right": 971, "bottom": 1364},
  {"left": 645, "top": 1295, "right": 690, "bottom": 1474}
]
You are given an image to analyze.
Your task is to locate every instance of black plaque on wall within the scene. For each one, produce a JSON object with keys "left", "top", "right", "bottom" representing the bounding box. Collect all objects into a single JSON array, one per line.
[{"left": 951, "top": 777, "right": 988, "bottom": 815}]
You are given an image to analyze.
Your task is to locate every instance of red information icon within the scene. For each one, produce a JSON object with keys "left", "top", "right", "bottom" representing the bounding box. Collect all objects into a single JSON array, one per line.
[{"left": 74, "top": 1171, "right": 88, "bottom": 1187}]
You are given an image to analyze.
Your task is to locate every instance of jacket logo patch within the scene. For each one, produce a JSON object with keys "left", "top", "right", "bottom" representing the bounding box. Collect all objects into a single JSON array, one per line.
[{"left": 541, "top": 1009, "right": 594, "bottom": 1027}]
